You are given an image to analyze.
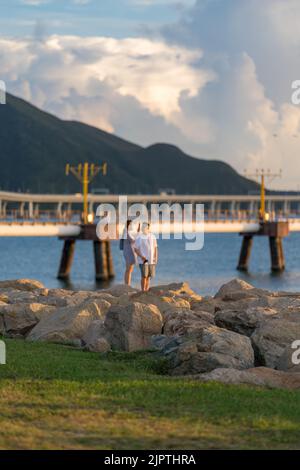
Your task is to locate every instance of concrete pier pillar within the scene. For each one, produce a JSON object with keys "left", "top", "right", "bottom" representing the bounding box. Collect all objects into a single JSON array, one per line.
[
  {"left": 237, "top": 235, "right": 253, "bottom": 271},
  {"left": 106, "top": 239, "right": 115, "bottom": 278},
  {"left": 58, "top": 225, "right": 115, "bottom": 282},
  {"left": 57, "top": 240, "right": 76, "bottom": 279},
  {"left": 94, "top": 240, "right": 109, "bottom": 281},
  {"left": 269, "top": 237, "right": 285, "bottom": 272}
]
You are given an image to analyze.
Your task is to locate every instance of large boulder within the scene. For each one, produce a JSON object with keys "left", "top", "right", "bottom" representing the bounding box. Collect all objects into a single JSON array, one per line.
[
  {"left": 276, "top": 343, "right": 300, "bottom": 373},
  {"left": 0, "top": 289, "right": 42, "bottom": 305},
  {"left": 131, "top": 291, "right": 191, "bottom": 316},
  {"left": 160, "top": 325, "right": 254, "bottom": 375},
  {"left": 251, "top": 313, "right": 300, "bottom": 368},
  {"left": 82, "top": 320, "right": 111, "bottom": 353},
  {"left": 163, "top": 307, "right": 215, "bottom": 336},
  {"left": 27, "top": 300, "right": 110, "bottom": 344},
  {"left": 214, "top": 279, "right": 270, "bottom": 302},
  {"left": 215, "top": 306, "right": 278, "bottom": 337},
  {"left": 102, "top": 284, "right": 138, "bottom": 297},
  {"left": 104, "top": 302, "right": 163, "bottom": 352},
  {"left": 150, "top": 282, "right": 202, "bottom": 302},
  {"left": 0, "top": 279, "right": 46, "bottom": 292},
  {"left": 0, "top": 303, "right": 55, "bottom": 337},
  {"left": 195, "top": 367, "right": 300, "bottom": 390}
]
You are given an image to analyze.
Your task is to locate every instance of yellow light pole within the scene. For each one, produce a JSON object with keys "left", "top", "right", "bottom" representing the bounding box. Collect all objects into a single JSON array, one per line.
[
  {"left": 65, "top": 162, "right": 107, "bottom": 224},
  {"left": 260, "top": 172, "right": 265, "bottom": 221},
  {"left": 244, "top": 169, "right": 282, "bottom": 222}
]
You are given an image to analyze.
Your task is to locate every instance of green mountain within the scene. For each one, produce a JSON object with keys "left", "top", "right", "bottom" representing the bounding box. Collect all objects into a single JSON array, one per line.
[{"left": 0, "top": 93, "right": 259, "bottom": 194}]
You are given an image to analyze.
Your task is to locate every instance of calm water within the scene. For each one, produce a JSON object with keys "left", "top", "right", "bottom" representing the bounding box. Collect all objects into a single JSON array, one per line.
[{"left": 0, "top": 233, "right": 300, "bottom": 296}]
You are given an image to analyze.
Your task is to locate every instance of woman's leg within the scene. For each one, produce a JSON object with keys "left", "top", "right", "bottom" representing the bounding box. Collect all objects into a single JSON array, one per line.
[{"left": 124, "top": 264, "right": 134, "bottom": 285}]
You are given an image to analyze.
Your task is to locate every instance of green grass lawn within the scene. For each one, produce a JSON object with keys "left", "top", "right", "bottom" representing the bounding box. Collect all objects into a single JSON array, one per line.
[{"left": 0, "top": 338, "right": 300, "bottom": 450}]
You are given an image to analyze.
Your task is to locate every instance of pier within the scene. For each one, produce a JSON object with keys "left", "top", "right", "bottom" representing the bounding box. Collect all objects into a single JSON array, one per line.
[{"left": 1, "top": 188, "right": 300, "bottom": 279}]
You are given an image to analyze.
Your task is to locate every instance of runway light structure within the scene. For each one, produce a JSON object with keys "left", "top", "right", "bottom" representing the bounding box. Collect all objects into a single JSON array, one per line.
[
  {"left": 65, "top": 162, "right": 107, "bottom": 224},
  {"left": 244, "top": 169, "right": 282, "bottom": 222}
]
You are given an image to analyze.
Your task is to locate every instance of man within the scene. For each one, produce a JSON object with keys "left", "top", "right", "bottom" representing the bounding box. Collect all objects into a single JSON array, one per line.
[{"left": 134, "top": 222, "right": 158, "bottom": 292}]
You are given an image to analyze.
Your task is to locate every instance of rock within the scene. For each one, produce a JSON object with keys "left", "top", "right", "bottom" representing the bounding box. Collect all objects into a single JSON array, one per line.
[
  {"left": 195, "top": 367, "right": 300, "bottom": 390},
  {"left": 27, "top": 301, "right": 108, "bottom": 344},
  {"left": 150, "top": 282, "right": 202, "bottom": 302},
  {"left": 0, "top": 303, "right": 55, "bottom": 337},
  {"left": 0, "top": 294, "right": 9, "bottom": 304},
  {"left": 214, "top": 278, "right": 270, "bottom": 301},
  {"left": 0, "top": 315, "right": 5, "bottom": 335},
  {"left": 215, "top": 307, "right": 278, "bottom": 336},
  {"left": 102, "top": 284, "right": 138, "bottom": 297},
  {"left": 190, "top": 296, "right": 220, "bottom": 315},
  {"left": 276, "top": 343, "right": 300, "bottom": 373},
  {"left": 83, "top": 320, "right": 111, "bottom": 353},
  {"left": 104, "top": 302, "right": 163, "bottom": 352},
  {"left": 163, "top": 307, "right": 215, "bottom": 336},
  {"left": 162, "top": 325, "right": 254, "bottom": 375},
  {"left": 131, "top": 291, "right": 191, "bottom": 315},
  {"left": 251, "top": 313, "right": 300, "bottom": 368},
  {"left": 0, "top": 279, "right": 45, "bottom": 292},
  {"left": 0, "top": 289, "right": 40, "bottom": 305}
]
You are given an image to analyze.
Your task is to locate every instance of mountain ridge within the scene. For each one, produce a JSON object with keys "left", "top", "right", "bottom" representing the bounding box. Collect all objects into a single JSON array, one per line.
[{"left": 0, "top": 93, "right": 260, "bottom": 195}]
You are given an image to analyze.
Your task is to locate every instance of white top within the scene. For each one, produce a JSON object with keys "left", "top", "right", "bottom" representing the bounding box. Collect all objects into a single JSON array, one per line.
[{"left": 134, "top": 232, "right": 158, "bottom": 265}]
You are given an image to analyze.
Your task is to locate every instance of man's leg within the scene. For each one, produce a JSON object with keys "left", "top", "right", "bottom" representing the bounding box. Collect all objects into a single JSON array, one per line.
[
  {"left": 141, "top": 276, "right": 147, "bottom": 292},
  {"left": 145, "top": 277, "right": 150, "bottom": 291}
]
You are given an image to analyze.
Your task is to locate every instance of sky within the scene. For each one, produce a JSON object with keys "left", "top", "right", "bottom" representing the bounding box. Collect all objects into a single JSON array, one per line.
[{"left": 1, "top": 0, "right": 300, "bottom": 189}]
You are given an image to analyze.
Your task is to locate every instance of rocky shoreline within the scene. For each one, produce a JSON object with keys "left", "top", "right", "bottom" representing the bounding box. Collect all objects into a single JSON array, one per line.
[{"left": 1, "top": 278, "right": 300, "bottom": 390}]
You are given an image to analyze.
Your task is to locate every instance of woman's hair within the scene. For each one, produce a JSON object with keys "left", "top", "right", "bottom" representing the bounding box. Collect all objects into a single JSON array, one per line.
[{"left": 127, "top": 219, "right": 141, "bottom": 232}]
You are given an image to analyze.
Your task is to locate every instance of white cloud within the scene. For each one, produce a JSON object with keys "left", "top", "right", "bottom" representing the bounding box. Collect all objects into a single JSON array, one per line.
[
  {"left": 0, "top": 34, "right": 214, "bottom": 147},
  {"left": 159, "top": 0, "right": 300, "bottom": 189}
]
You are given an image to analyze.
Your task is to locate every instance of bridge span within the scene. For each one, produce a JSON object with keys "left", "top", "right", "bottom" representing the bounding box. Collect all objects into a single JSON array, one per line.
[{"left": 1, "top": 191, "right": 300, "bottom": 221}]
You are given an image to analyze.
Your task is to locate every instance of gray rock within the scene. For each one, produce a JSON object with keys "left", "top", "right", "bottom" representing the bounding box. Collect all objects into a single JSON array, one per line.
[
  {"left": 163, "top": 307, "right": 215, "bottom": 336},
  {"left": 83, "top": 320, "right": 111, "bottom": 353},
  {"left": 251, "top": 313, "right": 300, "bottom": 368},
  {"left": 277, "top": 343, "right": 300, "bottom": 373},
  {"left": 0, "top": 303, "right": 55, "bottom": 337},
  {"left": 215, "top": 306, "right": 278, "bottom": 336},
  {"left": 27, "top": 301, "right": 108, "bottom": 344},
  {"left": 0, "top": 279, "right": 45, "bottom": 292},
  {"left": 131, "top": 291, "right": 191, "bottom": 316},
  {"left": 102, "top": 284, "right": 138, "bottom": 297},
  {"left": 214, "top": 278, "right": 270, "bottom": 301},
  {"left": 104, "top": 302, "right": 163, "bottom": 352},
  {"left": 163, "top": 325, "right": 254, "bottom": 375},
  {"left": 150, "top": 282, "right": 202, "bottom": 302},
  {"left": 194, "top": 367, "right": 300, "bottom": 390}
]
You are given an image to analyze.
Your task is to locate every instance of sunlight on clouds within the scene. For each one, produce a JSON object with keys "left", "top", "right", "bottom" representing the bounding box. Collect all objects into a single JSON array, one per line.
[{"left": 0, "top": 34, "right": 213, "bottom": 141}]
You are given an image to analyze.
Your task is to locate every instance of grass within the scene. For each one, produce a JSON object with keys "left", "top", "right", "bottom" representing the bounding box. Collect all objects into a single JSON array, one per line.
[{"left": 0, "top": 338, "right": 300, "bottom": 450}]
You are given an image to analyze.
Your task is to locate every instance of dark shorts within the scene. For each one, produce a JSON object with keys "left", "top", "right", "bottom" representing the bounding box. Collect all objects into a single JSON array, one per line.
[{"left": 139, "top": 264, "right": 156, "bottom": 278}]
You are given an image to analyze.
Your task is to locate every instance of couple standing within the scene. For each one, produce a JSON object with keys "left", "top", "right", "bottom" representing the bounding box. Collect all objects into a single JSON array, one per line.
[{"left": 121, "top": 220, "right": 158, "bottom": 292}]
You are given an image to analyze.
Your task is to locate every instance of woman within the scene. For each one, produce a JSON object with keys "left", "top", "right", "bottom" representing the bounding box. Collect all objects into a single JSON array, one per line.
[{"left": 120, "top": 219, "right": 139, "bottom": 286}]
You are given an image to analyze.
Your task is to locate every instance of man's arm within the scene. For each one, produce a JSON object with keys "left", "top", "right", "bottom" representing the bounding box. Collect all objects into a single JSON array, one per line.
[
  {"left": 134, "top": 240, "right": 147, "bottom": 262},
  {"left": 134, "top": 246, "right": 147, "bottom": 262},
  {"left": 154, "top": 246, "right": 158, "bottom": 264}
]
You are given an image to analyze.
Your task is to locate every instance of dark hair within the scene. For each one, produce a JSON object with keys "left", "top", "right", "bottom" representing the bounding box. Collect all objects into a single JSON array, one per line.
[{"left": 126, "top": 219, "right": 132, "bottom": 230}]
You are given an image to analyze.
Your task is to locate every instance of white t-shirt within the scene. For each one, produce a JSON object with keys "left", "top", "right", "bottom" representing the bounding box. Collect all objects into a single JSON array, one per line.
[{"left": 135, "top": 232, "right": 158, "bottom": 265}]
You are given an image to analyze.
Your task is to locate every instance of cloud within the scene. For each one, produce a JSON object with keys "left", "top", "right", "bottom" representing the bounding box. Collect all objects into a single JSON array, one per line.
[
  {"left": 0, "top": 33, "right": 214, "bottom": 149},
  {"left": 3, "top": 0, "right": 300, "bottom": 188},
  {"left": 160, "top": 0, "right": 300, "bottom": 188}
]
